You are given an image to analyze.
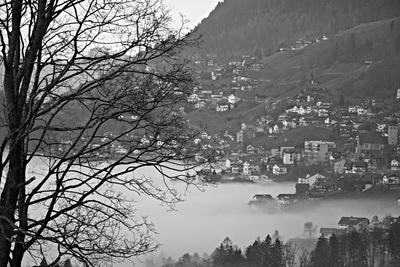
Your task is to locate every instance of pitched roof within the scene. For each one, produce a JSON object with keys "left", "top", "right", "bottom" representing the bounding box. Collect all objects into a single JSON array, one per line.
[
  {"left": 320, "top": 228, "right": 346, "bottom": 235},
  {"left": 362, "top": 172, "right": 381, "bottom": 182},
  {"left": 252, "top": 194, "right": 274, "bottom": 201},
  {"left": 277, "top": 194, "right": 296, "bottom": 199},
  {"left": 353, "top": 161, "right": 368, "bottom": 168},
  {"left": 341, "top": 173, "right": 362, "bottom": 180},
  {"left": 338, "top": 216, "right": 369, "bottom": 226},
  {"left": 358, "top": 132, "right": 387, "bottom": 145}
]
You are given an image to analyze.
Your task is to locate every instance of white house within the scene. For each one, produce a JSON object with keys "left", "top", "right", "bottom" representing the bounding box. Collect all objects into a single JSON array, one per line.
[
  {"left": 228, "top": 94, "right": 239, "bottom": 104},
  {"left": 194, "top": 101, "right": 205, "bottom": 109},
  {"left": 382, "top": 173, "right": 400, "bottom": 184},
  {"left": 225, "top": 159, "right": 231, "bottom": 170},
  {"left": 286, "top": 105, "right": 311, "bottom": 115},
  {"left": 243, "top": 162, "right": 251, "bottom": 175},
  {"left": 357, "top": 107, "right": 367, "bottom": 116},
  {"left": 216, "top": 103, "right": 229, "bottom": 112},
  {"left": 115, "top": 145, "right": 128, "bottom": 154},
  {"left": 272, "top": 164, "right": 288, "bottom": 175},
  {"left": 140, "top": 136, "right": 150, "bottom": 145},
  {"left": 201, "top": 132, "right": 209, "bottom": 139},
  {"left": 377, "top": 123, "right": 387, "bottom": 132},
  {"left": 391, "top": 159, "right": 400, "bottom": 171},
  {"left": 282, "top": 150, "right": 296, "bottom": 165},
  {"left": 298, "top": 173, "right": 326, "bottom": 188},
  {"left": 348, "top": 106, "right": 360, "bottom": 113},
  {"left": 269, "top": 124, "right": 280, "bottom": 134},
  {"left": 188, "top": 93, "right": 200, "bottom": 103},
  {"left": 318, "top": 108, "right": 329, "bottom": 117}
]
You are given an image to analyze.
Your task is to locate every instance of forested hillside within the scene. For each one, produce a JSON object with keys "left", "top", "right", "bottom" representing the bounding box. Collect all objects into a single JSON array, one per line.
[{"left": 194, "top": 0, "right": 400, "bottom": 55}]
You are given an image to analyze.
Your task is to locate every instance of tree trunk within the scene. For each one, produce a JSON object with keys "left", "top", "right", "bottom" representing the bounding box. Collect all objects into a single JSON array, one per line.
[
  {"left": 0, "top": 139, "right": 26, "bottom": 267},
  {"left": 0, "top": 68, "right": 27, "bottom": 267}
]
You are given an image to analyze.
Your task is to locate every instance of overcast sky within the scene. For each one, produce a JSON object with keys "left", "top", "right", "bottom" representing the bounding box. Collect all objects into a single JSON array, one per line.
[{"left": 165, "top": 0, "right": 222, "bottom": 29}]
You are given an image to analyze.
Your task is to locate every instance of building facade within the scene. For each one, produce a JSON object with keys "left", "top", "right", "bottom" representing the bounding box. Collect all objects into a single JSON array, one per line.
[
  {"left": 304, "top": 141, "right": 336, "bottom": 162},
  {"left": 388, "top": 125, "right": 398, "bottom": 145}
]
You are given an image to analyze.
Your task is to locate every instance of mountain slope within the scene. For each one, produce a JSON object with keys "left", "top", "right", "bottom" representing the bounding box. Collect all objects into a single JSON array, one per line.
[
  {"left": 255, "top": 16, "right": 400, "bottom": 101},
  {"left": 194, "top": 0, "right": 400, "bottom": 55}
]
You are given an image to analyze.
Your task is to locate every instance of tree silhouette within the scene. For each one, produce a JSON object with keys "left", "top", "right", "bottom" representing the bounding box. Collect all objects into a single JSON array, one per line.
[
  {"left": 0, "top": 1, "right": 206, "bottom": 266},
  {"left": 387, "top": 222, "right": 400, "bottom": 265},
  {"left": 303, "top": 222, "right": 317, "bottom": 239},
  {"left": 211, "top": 237, "right": 244, "bottom": 267},
  {"left": 311, "top": 236, "right": 330, "bottom": 267}
]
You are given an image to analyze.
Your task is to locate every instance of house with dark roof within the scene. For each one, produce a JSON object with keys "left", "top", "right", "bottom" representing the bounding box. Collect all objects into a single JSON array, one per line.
[
  {"left": 352, "top": 161, "right": 368, "bottom": 174},
  {"left": 362, "top": 172, "right": 381, "bottom": 186},
  {"left": 248, "top": 194, "right": 275, "bottom": 207},
  {"left": 295, "top": 183, "right": 310, "bottom": 195},
  {"left": 357, "top": 132, "right": 387, "bottom": 153},
  {"left": 251, "top": 194, "right": 274, "bottom": 201},
  {"left": 338, "top": 216, "right": 369, "bottom": 232},
  {"left": 277, "top": 194, "right": 297, "bottom": 205},
  {"left": 382, "top": 171, "right": 400, "bottom": 185},
  {"left": 338, "top": 173, "right": 365, "bottom": 192},
  {"left": 272, "top": 164, "right": 288, "bottom": 175},
  {"left": 313, "top": 178, "right": 338, "bottom": 192}
]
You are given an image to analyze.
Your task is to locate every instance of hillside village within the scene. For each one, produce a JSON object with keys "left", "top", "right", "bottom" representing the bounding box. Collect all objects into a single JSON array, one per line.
[
  {"left": 43, "top": 32, "right": 400, "bottom": 205},
  {"left": 181, "top": 34, "right": 400, "bottom": 204},
  {"left": 38, "top": 20, "right": 400, "bottom": 206}
]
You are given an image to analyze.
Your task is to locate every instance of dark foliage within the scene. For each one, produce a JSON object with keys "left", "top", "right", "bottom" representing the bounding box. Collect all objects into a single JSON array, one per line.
[
  {"left": 311, "top": 221, "right": 400, "bottom": 267},
  {"left": 163, "top": 235, "right": 293, "bottom": 267},
  {"left": 195, "top": 0, "right": 400, "bottom": 55}
]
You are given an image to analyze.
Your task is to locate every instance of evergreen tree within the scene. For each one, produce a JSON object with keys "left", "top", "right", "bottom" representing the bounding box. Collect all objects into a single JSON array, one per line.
[
  {"left": 211, "top": 237, "right": 244, "bottom": 267},
  {"left": 245, "top": 238, "right": 264, "bottom": 267},
  {"left": 312, "top": 236, "right": 330, "bottom": 267},
  {"left": 328, "top": 234, "right": 341, "bottom": 267},
  {"left": 270, "top": 239, "right": 284, "bottom": 267},
  {"left": 387, "top": 223, "right": 400, "bottom": 266}
]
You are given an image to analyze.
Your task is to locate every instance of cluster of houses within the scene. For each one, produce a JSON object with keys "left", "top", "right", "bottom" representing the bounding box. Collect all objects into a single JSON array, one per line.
[
  {"left": 188, "top": 82, "right": 400, "bottom": 186},
  {"left": 187, "top": 87, "right": 240, "bottom": 111},
  {"left": 187, "top": 54, "right": 267, "bottom": 112},
  {"left": 320, "top": 215, "right": 400, "bottom": 238},
  {"left": 245, "top": 167, "right": 399, "bottom": 209}
]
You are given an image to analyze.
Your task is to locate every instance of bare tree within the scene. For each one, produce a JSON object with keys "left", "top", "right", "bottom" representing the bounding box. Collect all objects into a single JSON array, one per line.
[
  {"left": 0, "top": 1, "right": 207, "bottom": 266},
  {"left": 283, "top": 242, "right": 296, "bottom": 267},
  {"left": 298, "top": 249, "right": 311, "bottom": 267},
  {"left": 303, "top": 222, "right": 317, "bottom": 239}
]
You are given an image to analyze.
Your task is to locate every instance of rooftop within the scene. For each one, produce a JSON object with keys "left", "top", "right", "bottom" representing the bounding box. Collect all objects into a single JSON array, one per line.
[
  {"left": 338, "top": 216, "right": 369, "bottom": 226},
  {"left": 358, "top": 132, "right": 387, "bottom": 145},
  {"left": 252, "top": 194, "right": 274, "bottom": 201}
]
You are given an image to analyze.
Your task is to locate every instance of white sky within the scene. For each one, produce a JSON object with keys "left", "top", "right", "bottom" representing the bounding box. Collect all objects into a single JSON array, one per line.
[{"left": 165, "top": 0, "right": 223, "bottom": 29}]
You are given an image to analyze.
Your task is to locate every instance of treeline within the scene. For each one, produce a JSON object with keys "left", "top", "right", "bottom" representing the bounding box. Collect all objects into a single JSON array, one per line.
[
  {"left": 309, "top": 219, "right": 400, "bottom": 267},
  {"left": 162, "top": 217, "right": 400, "bottom": 267},
  {"left": 194, "top": 0, "right": 400, "bottom": 55},
  {"left": 162, "top": 236, "right": 295, "bottom": 267}
]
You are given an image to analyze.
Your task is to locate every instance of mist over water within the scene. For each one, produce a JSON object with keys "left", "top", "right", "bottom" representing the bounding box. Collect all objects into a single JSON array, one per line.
[
  {"left": 24, "top": 160, "right": 399, "bottom": 267},
  {"left": 127, "top": 167, "right": 400, "bottom": 267}
]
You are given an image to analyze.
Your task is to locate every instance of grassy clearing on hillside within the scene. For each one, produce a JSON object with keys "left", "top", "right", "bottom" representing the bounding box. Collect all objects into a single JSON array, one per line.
[
  {"left": 186, "top": 102, "right": 265, "bottom": 134},
  {"left": 252, "top": 16, "right": 400, "bottom": 103}
]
